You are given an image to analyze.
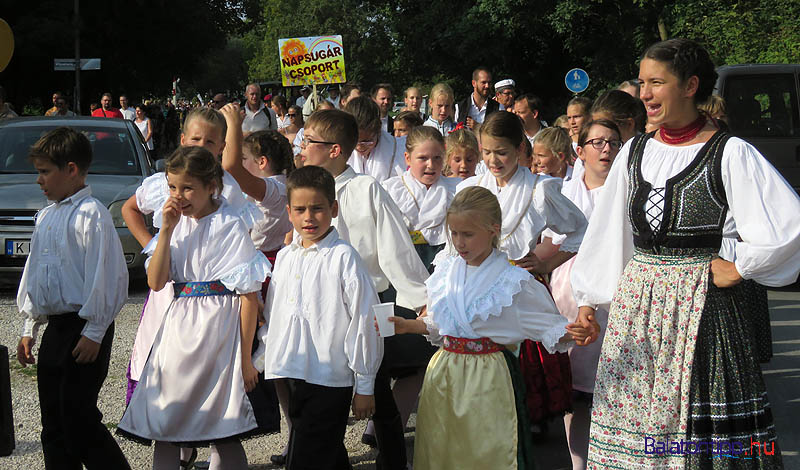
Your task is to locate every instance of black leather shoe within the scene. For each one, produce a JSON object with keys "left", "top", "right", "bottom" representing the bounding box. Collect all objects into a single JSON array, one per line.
[
  {"left": 361, "top": 432, "right": 378, "bottom": 448},
  {"left": 270, "top": 454, "right": 287, "bottom": 466},
  {"left": 180, "top": 447, "right": 198, "bottom": 469}
]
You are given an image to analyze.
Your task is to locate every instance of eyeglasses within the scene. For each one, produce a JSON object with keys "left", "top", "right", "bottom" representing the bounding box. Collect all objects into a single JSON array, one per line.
[
  {"left": 583, "top": 138, "right": 623, "bottom": 150},
  {"left": 356, "top": 140, "right": 376, "bottom": 148},
  {"left": 301, "top": 136, "right": 336, "bottom": 147},
  {"left": 287, "top": 113, "right": 297, "bottom": 118}
]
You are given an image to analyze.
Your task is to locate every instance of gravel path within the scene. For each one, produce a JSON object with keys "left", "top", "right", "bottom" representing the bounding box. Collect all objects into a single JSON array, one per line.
[{"left": 0, "top": 280, "right": 385, "bottom": 469}]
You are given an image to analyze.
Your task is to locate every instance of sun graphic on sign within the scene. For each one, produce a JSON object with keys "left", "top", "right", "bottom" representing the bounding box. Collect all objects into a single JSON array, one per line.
[{"left": 281, "top": 39, "right": 307, "bottom": 63}]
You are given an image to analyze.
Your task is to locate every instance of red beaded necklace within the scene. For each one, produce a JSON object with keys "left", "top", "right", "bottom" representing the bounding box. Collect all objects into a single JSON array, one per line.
[{"left": 659, "top": 114, "right": 706, "bottom": 144}]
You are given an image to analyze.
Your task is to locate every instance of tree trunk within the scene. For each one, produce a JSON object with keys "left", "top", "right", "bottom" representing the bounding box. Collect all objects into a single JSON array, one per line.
[{"left": 658, "top": 16, "right": 669, "bottom": 40}]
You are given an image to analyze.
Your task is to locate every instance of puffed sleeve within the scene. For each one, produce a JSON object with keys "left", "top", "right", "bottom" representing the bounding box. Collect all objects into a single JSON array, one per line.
[
  {"left": 259, "top": 176, "right": 288, "bottom": 219},
  {"left": 342, "top": 251, "right": 384, "bottom": 395},
  {"left": 722, "top": 138, "right": 800, "bottom": 286},
  {"left": 221, "top": 172, "right": 264, "bottom": 229},
  {"left": 532, "top": 177, "right": 587, "bottom": 253},
  {"left": 78, "top": 206, "right": 129, "bottom": 343},
  {"left": 218, "top": 215, "right": 272, "bottom": 294},
  {"left": 135, "top": 172, "right": 169, "bottom": 227},
  {"left": 571, "top": 141, "right": 635, "bottom": 309},
  {"left": 512, "top": 277, "right": 571, "bottom": 353}
]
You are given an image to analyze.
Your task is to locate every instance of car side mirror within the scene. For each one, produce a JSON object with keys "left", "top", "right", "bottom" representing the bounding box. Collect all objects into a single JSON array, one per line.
[{"left": 154, "top": 159, "right": 166, "bottom": 172}]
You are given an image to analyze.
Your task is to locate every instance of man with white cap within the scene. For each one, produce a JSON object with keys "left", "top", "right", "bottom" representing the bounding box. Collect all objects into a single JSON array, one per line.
[{"left": 494, "top": 79, "right": 516, "bottom": 111}]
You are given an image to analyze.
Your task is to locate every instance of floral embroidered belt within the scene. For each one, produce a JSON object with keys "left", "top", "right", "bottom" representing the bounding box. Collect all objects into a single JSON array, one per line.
[
  {"left": 409, "top": 230, "right": 428, "bottom": 245},
  {"left": 173, "top": 281, "right": 234, "bottom": 297},
  {"left": 442, "top": 336, "right": 504, "bottom": 355}
]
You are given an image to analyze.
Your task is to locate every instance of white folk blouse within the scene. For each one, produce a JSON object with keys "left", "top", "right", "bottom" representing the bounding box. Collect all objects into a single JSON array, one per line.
[
  {"left": 261, "top": 228, "right": 383, "bottom": 395},
  {"left": 332, "top": 166, "right": 430, "bottom": 310},
  {"left": 382, "top": 170, "right": 460, "bottom": 246},
  {"left": 248, "top": 174, "right": 292, "bottom": 252},
  {"left": 457, "top": 166, "right": 587, "bottom": 260},
  {"left": 572, "top": 136, "right": 800, "bottom": 310},
  {"left": 423, "top": 249, "right": 571, "bottom": 353},
  {"left": 347, "top": 130, "right": 407, "bottom": 183},
  {"left": 19, "top": 186, "right": 128, "bottom": 342}
]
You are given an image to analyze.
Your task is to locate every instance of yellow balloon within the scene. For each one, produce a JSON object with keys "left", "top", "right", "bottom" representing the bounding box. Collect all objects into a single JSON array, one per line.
[{"left": 0, "top": 19, "right": 14, "bottom": 72}]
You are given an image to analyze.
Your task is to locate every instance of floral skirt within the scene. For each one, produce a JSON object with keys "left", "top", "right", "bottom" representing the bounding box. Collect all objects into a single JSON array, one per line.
[{"left": 587, "top": 251, "right": 782, "bottom": 470}]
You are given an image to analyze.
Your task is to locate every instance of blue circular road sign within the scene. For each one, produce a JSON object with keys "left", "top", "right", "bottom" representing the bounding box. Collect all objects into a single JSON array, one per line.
[{"left": 565, "top": 68, "right": 590, "bottom": 94}]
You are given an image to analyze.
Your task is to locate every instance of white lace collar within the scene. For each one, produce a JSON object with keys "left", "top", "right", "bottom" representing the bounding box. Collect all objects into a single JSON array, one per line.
[{"left": 426, "top": 249, "right": 530, "bottom": 338}]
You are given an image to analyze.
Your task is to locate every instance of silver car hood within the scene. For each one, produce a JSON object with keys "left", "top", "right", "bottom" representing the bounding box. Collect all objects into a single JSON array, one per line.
[{"left": 0, "top": 174, "right": 143, "bottom": 210}]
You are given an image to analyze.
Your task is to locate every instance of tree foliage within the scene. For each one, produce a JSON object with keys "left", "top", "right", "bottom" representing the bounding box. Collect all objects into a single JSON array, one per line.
[
  {"left": 1, "top": 0, "right": 256, "bottom": 112},
  {"left": 243, "top": 0, "right": 798, "bottom": 119},
  {"left": 4, "top": 0, "right": 798, "bottom": 118}
]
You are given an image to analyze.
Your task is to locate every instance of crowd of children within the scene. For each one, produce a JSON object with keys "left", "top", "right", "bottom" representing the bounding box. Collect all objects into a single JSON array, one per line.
[{"left": 15, "top": 37, "right": 800, "bottom": 470}]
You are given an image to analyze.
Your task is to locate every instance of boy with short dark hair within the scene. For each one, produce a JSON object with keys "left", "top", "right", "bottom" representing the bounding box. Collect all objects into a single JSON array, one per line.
[
  {"left": 16, "top": 127, "right": 131, "bottom": 469},
  {"left": 299, "top": 109, "right": 430, "bottom": 470},
  {"left": 262, "top": 165, "right": 382, "bottom": 470}
]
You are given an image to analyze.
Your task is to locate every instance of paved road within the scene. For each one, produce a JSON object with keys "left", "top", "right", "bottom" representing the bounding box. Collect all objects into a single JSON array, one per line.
[{"left": 2, "top": 278, "right": 798, "bottom": 469}]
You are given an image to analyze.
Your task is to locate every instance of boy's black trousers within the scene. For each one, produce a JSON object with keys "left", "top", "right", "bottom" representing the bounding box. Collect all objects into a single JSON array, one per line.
[{"left": 37, "top": 313, "right": 130, "bottom": 470}]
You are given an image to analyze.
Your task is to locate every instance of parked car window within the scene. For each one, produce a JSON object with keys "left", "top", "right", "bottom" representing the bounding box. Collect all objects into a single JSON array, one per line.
[
  {"left": 0, "top": 126, "right": 142, "bottom": 175},
  {"left": 724, "top": 73, "right": 799, "bottom": 138}
]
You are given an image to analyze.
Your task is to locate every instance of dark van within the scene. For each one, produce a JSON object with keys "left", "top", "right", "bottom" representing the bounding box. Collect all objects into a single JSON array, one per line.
[{"left": 715, "top": 64, "right": 800, "bottom": 194}]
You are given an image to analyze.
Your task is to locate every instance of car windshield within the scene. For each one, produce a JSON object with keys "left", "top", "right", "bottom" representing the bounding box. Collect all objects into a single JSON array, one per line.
[{"left": 0, "top": 125, "right": 142, "bottom": 175}]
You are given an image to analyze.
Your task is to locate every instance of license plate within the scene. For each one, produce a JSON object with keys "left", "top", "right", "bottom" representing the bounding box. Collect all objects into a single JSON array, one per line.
[{"left": 5, "top": 240, "right": 30, "bottom": 256}]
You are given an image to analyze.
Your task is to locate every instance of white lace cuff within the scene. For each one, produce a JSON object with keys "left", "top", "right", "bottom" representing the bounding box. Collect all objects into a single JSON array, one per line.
[
  {"left": 422, "top": 315, "right": 443, "bottom": 346},
  {"left": 219, "top": 251, "right": 272, "bottom": 294},
  {"left": 540, "top": 323, "right": 572, "bottom": 354}
]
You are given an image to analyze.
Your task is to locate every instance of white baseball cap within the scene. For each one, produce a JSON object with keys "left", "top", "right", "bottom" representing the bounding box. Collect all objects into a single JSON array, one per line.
[{"left": 495, "top": 79, "right": 516, "bottom": 91}]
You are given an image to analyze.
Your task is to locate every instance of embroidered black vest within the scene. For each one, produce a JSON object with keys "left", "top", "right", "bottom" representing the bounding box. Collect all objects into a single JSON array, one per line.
[{"left": 627, "top": 130, "right": 731, "bottom": 255}]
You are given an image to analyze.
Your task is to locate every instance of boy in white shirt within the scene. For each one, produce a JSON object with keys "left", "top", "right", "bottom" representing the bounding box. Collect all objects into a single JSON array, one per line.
[
  {"left": 16, "top": 127, "right": 131, "bottom": 469},
  {"left": 262, "top": 165, "right": 382, "bottom": 469},
  {"left": 298, "top": 109, "right": 429, "bottom": 470}
]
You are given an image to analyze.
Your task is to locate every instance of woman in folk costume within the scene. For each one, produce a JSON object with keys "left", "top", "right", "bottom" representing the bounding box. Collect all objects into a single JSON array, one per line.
[
  {"left": 571, "top": 38, "right": 800, "bottom": 469},
  {"left": 389, "top": 186, "right": 598, "bottom": 470},
  {"left": 457, "top": 110, "right": 588, "bottom": 428}
]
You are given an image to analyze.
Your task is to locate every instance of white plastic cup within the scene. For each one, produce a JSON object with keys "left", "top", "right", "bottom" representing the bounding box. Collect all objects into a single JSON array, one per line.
[{"left": 373, "top": 302, "right": 396, "bottom": 337}]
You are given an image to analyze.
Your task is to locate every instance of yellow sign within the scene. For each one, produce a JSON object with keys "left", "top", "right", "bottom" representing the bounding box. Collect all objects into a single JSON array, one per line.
[
  {"left": 278, "top": 35, "right": 345, "bottom": 87},
  {"left": 0, "top": 19, "right": 13, "bottom": 72}
]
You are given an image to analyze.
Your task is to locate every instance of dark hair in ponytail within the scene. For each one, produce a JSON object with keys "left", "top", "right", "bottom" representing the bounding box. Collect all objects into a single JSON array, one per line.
[
  {"left": 243, "top": 130, "right": 296, "bottom": 175},
  {"left": 166, "top": 146, "right": 224, "bottom": 194}
]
